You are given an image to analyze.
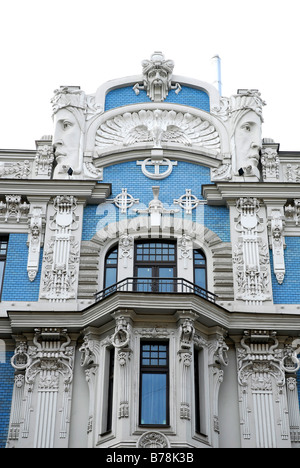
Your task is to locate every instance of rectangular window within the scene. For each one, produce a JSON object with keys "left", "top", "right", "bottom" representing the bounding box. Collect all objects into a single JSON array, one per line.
[
  {"left": 194, "top": 346, "right": 207, "bottom": 436},
  {"left": 140, "top": 342, "right": 169, "bottom": 426},
  {"left": 194, "top": 347, "right": 201, "bottom": 433},
  {"left": 0, "top": 236, "right": 8, "bottom": 300},
  {"left": 106, "top": 348, "right": 115, "bottom": 433}
]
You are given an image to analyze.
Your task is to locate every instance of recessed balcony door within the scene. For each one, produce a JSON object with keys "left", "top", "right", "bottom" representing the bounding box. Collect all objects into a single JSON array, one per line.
[{"left": 134, "top": 241, "right": 176, "bottom": 293}]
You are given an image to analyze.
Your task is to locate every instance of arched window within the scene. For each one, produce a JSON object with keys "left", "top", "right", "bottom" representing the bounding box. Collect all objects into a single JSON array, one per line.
[
  {"left": 193, "top": 249, "right": 207, "bottom": 291},
  {"left": 104, "top": 246, "right": 118, "bottom": 289}
]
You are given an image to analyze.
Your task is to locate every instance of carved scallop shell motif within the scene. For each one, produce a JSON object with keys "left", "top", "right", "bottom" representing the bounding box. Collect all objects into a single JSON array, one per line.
[{"left": 95, "top": 109, "right": 221, "bottom": 154}]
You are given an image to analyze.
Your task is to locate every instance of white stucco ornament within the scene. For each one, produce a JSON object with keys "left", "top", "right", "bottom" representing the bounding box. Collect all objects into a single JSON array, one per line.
[
  {"left": 137, "top": 155, "right": 177, "bottom": 179},
  {"left": 133, "top": 51, "right": 181, "bottom": 102},
  {"left": 95, "top": 108, "right": 221, "bottom": 154}
]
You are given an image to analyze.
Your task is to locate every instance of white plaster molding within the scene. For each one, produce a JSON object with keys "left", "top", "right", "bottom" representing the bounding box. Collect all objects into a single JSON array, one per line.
[
  {"left": 94, "top": 108, "right": 221, "bottom": 156},
  {"left": 267, "top": 207, "right": 285, "bottom": 284},
  {"left": 137, "top": 150, "right": 177, "bottom": 180},
  {"left": 134, "top": 186, "right": 179, "bottom": 227},
  {"left": 34, "top": 139, "right": 54, "bottom": 179},
  {"left": 107, "top": 188, "right": 139, "bottom": 214},
  {"left": 261, "top": 146, "right": 280, "bottom": 181},
  {"left": 232, "top": 197, "right": 273, "bottom": 305},
  {"left": 85, "top": 102, "right": 229, "bottom": 157},
  {"left": 40, "top": 195, "right": 81, "bottom": 302},
  {"left": 137, "top": 431, "right": 170, "bottom": 448},
  {"left": 236, "top": 330, "right": 289, "bottom": 448},
  {"left": 174, "top": 189, "right": 206, "bottom": 214},
  {"left": 133, "top": 51, "right": 181, "bottom": 102},
  {"left": 208, "top": 333, "right": 228, "bottom": 446},
  {"left": 0, "top": 195, "right": 29, "bottom": 223},
  {"left": 9, "top": 329, "right": 75, "bottom": 448},
  {"left": 0, "top": 160, "right": 31, "bottom": 179},
  {"left": 27, "top": 203, "right": 46, "bottom": 281}
]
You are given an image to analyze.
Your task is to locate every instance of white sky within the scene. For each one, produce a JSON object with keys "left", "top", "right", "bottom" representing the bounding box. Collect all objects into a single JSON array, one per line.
[{"left": 0, "top": 0, "right": 299, "bottom": 151}]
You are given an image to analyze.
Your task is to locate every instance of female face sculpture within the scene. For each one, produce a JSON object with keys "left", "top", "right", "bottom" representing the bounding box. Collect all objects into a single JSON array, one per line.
[
  {"left": 53, "top": 107, "right": 82, "bottom": 178},
  {"left": 234, "top": 110, "right": 262, "bottom": 174}
]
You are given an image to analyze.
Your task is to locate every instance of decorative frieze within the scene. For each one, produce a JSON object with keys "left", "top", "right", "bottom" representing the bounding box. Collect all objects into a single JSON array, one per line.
[
  {"left": 285, "top": 164, "right": 300, "bottom": 182},
  {"left": 0, "top": 160, "right": 31, "bottom": 179}
]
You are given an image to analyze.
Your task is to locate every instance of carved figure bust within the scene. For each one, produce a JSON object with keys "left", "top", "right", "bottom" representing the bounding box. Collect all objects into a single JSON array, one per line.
[
  {"left": 234, "top": 111, "right": 262, "bottom": 176},
  {"left": 230, "top": 90, "right": 265, "bottom": 180},
  {"left": 51, "top": 87, "right": 86, "bottom": 179}
]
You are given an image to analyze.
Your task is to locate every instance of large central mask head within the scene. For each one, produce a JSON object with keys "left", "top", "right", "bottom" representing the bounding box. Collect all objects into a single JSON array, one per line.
[{"left": 142, "top": 51, "right": 174, "bottom": 102}]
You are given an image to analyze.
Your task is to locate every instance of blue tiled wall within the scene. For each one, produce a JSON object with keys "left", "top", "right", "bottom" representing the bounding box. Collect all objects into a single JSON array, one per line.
[
  {"left": 2, "top": 234, "right": 43, "bottom": 302},
  {"left": 82, "top": 160, "right": 230, "bottom": 242},
  {"left": 0, "top": 351, "right": 14, "bottom": 448},
  {"left": 270, "top": 237, "right": 300, "bottom": 304},
  {"left": 105, "top": 85, "right": 210, "bottom": 112}
]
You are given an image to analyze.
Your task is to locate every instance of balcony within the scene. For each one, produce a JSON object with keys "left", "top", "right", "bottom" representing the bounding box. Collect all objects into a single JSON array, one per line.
[{"left": 95, "top": 277, "right": 217, "bottom": 304}]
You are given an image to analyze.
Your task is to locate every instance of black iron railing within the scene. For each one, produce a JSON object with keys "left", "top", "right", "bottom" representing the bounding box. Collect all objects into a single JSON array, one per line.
[{"left": 95, "top": 277, "right": 217, "bottom": 304}]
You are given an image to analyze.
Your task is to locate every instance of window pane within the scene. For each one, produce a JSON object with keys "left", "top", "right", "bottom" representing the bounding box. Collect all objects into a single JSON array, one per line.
[
  {"left": 194, "top": 268, "right": 206, "bottom": 290},
  {"left": 135, "top": 241, "right": 175, "bottom": 262},
  {"left": 136, "top": 267, "right": 152, "bottom": 292},
  {"left": 158, "top": 267, "right": 175, "bottom": 292},
  {"left": 141, "top": 343, "right": 168, "bottom": 366},
  {"left": 105, "top": 268, "right": 117, "bottom": 289},
  {"left": 141, "top": 373, "right": 167, "bottom": 425}
]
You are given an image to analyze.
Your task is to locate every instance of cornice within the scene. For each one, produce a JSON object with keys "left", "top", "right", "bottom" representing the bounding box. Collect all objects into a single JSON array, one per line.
[
  {"left": 0, "top": 149, "right": 36, "bottom": 158},
  {"left": 0, "top": 179, "right": 111, "bottom": 203},
  {"left": 202, "top": 182, "right": 300, "bottom": 205},
  {"left": 4, "top": 292, "right": 300, "bottom": 336}
]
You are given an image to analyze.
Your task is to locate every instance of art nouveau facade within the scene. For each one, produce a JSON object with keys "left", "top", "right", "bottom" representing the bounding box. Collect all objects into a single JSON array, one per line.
[{"left": 1, "top": 52, "right": 300, "bottom": 449}]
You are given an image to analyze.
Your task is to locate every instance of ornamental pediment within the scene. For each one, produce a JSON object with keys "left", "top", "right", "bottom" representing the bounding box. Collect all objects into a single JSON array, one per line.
[{"left": 49, "top": 52, "right": 267, "bottom": 182}]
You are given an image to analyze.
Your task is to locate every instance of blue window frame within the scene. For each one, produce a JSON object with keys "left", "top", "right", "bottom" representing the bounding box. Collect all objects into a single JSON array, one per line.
[
  {"left": 104, "top": 246, "right": 118, "bottom": 289},
  {"left": 140, "top": 342, "right": 169, "bottom": 426},
  {"left": 193, "top": 249, "right": 207, "bottom": 291}
]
